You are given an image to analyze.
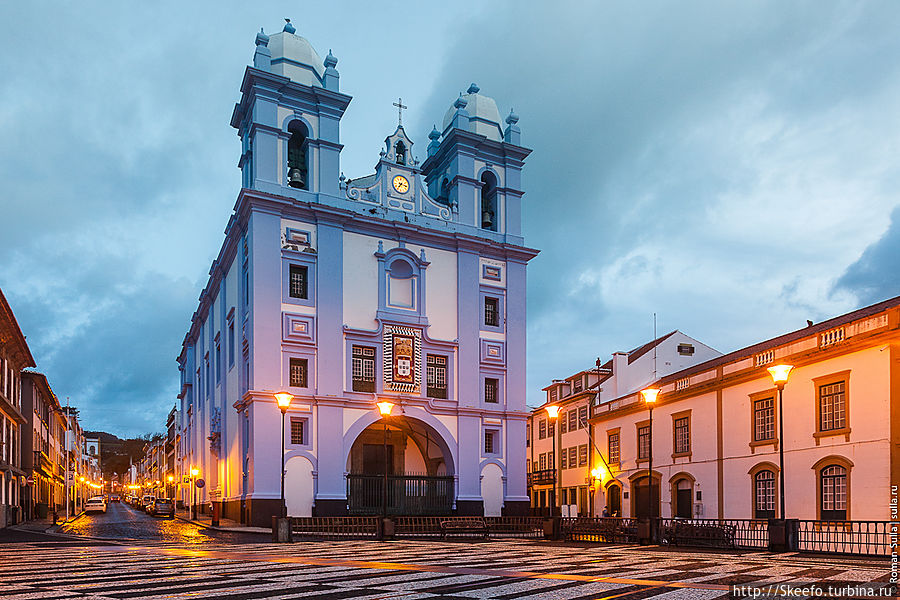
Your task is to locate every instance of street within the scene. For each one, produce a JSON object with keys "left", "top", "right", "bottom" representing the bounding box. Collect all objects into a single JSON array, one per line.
[
  {"left": 57, "top": 500, "right": 267, "bottom": 545},
  {"left": 0, "top": 514, "right": 893, "bottom": 600}
]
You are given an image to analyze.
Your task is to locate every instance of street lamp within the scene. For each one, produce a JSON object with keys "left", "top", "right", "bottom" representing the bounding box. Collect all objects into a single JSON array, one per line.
[
  {"left": 167, "top": 475, "right": 174, "bottom": 500},
  {"left": 275, "top": 391, "right": 294, "bottom": 518},
  {"left": 545, "top": 405, "right": 560, "bottom": 515},
  {"left": 190, "top": 467, "right": 199, "bottom": 520},
  {"left": 767, "top": 364, "right": 793, "bottom": 520},
  {"left": 639, "top": 388, "right": 659, "bottom": 521},
  {"left": 376, "top": 402, "right": 395, "bottom": 517}
]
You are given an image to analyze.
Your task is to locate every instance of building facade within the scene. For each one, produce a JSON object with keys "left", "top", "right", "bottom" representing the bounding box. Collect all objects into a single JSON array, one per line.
[
  {"left": 0, "top": 289, "right": 35, "bottom": 527},
  {"left": 585, "top": 297, "right": 900, "bottom": 521},
  {"left": 21, "top": 372, "right": 65, "bottom": 519},
  {"left": 528, "top": 331, "right": 720, "bottom": 515},
  {"left": 177, "top": 23, "right": 538, "bottom": 525}
]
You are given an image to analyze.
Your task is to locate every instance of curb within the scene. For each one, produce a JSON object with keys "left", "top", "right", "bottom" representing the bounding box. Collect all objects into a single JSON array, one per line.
[{"left": 174, "top": 513, "right": 272, "bottom": 535}]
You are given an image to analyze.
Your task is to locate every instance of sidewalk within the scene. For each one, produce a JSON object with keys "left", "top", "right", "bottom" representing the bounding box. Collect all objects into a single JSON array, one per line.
[
  {"left": 174, "top": 508, "right": 271, "bottom": 535},
  {"left": 13, "top": 511, "right": 84, "bottom": 534}
]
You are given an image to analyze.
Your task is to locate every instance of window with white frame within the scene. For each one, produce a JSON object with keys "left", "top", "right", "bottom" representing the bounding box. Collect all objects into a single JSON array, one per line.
[
  {"left": 820, "top": 464, "right": 847, "bottom": 520},
  {"left": 484, "top": 377, "right": 499, "bottom": 403},
  {"left": 289, "top": 264, "right": 308, "bottom": 299},
  {"left": 754, "top": 397, "right": 775, "bottom": 441},
  {"left": 754, "top": 470, "right": 775, "bottom": 519},
  {"left": 426, "top": 354, "right": 448, "bottom": 399},
  {"left": 608, "top": 432, "right": 620, "bottom": 464},
  {"left": 351, "top": 345, "right": 376, "bottom": 392},
  {"left": 819, "top": 381, "right": 846, "bottom": 431},
  {"left": 290, "top": 418, "right": 305, "bottom": 445},
  {"left": 289, "top": 358, "right": 308, "bottom": 388},
  {"left": 674, "top": 417, "right": 690, "bottom": 454},
  {"left": 638, "top": 425, "right": 650, "bottom": 460}
]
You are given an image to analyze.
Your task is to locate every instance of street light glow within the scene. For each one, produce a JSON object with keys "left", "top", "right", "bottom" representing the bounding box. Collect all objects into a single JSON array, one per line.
[
  {"left": 190, "top": 467, "right": 199, "bottom": 477},
  {"left": 274, "top": 391, "right": 294, "bottom": 411},
  {"left": 376, "top": 401, "right": 395, "bottom": 416},
  {"left": 767, "top": 364, "right": 794, "bottom": 387},
  {"left": 640, "top": 388, "right": 660, "bottom": 404},
  {"left": 545, "top": 405, "right": 561, "bottom": 419}
]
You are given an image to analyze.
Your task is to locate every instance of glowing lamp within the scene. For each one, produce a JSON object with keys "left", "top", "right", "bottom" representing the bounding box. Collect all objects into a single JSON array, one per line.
[
  {"left": 190, "top": 467, "right": 199, "bottom": 477},
  {"left": 767, "top": 364, "right": 794, "bottom": 389},
  {"left": 640, "top": 388, "right": 660, "bottom": 404},
  {"left": 167, "top": 475, "right": 174, "bottom": 483},
  {"left": 545, "top": 405, "right": 561, "bottom": 420},
  {"left": 274, "top": 391, "right": 293, "bottom": 412},
  {"left": 377, "top": 401, "right": 395, "bottom": 417}
]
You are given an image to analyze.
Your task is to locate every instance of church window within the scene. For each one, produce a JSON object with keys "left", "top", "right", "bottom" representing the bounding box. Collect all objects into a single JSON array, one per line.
[
  {"left": 289, "top": 265, "right": 308, "bottom": 299},
  {"left": 426, "top": 355, "right": 448, "bottom": 399},
  {"left": 287, "top": 120, "right": 309, "bottom": 190},
  {"left": 351, "top": 346, "right": 376, "bottom": 392},
  {"left": 480, "top": 171, "right": 498, "bottom": 231},
  {"left": 484, "top": 377, "right": 499, "bottom": 403},
  {"left": 289, "top": 358, "right": 308, "bottom": 388},
  {"left": 484, "top": 297, "right": 499, "bottom": 327},
  {"left": 290, "top": 419, "right": 305, "bottom": 445},
  {"left": 484, "top": 430, "right": 495, "bottom": 454},
  {"left": 438, "top": 178, "right": 450, "bottom": 206},
  {"left": 395, "top": 140, "right": 407, "bottom": 165}
]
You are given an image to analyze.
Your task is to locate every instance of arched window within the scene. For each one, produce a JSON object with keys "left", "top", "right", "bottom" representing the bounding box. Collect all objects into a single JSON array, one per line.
[
  {"left": 287, "top": 121, "right": 309, "bottom": 190},
  {"left": 395, "top": 140, "right": 406, "bottom": 165},
  {"left": 820, "top": 464, "right": 847, "bottom": 521},
  {"left": 437, "top": 178, "right": 450, "bottom": 206},
  {"left": 754, "top": 470, "right": 776, "bottom": 519},
  {"left": 480, "top": 171, "right": 498, "bottom": 231}
]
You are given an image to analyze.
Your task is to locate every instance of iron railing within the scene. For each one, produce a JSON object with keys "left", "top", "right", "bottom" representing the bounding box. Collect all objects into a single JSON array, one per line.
[
  {"left": 346, "top": 474, "right": 454, "bottom": 515},
  {"left": 562, "top": 517, "right": 639, "bottom": 543},
  {"left": 526, "top": 469, "right": 556, "bottom": 486},
  {"left": 798, "top": 520, "right": 892, "bottom": 556},
  {"left": 290, "top": 516, "right": 379, "bottom": 539},
  {"left": 657, "top": 518, "right": 769, "bottom": 549},
  {"left": 392, "top": 516, "right": 544, "bottom": 538}
]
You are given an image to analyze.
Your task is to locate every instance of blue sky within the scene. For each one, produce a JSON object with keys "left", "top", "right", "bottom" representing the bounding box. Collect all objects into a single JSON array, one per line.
[{"left": 2, "top": 1, "right": 898, "bottom": 437}]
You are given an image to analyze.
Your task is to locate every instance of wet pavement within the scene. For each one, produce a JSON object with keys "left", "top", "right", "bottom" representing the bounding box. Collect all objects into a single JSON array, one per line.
[{"left": 55, "top": 500, "right": 267, "bottom": 545}]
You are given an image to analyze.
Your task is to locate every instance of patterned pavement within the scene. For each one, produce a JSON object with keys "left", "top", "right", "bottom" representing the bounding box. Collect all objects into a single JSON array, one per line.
[{"left": 0, "top": 537, "right": 893, "bottom": 599}]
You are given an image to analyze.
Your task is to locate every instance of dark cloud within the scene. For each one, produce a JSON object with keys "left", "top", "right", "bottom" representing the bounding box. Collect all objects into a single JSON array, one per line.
[{"left": 834, "top": 206, "right": 900, "bottom": 305}]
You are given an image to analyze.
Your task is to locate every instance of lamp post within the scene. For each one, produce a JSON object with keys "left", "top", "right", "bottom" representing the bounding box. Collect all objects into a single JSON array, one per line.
[
  {"left": 167, "top": 475, "right": 174, "bottom": 500},
  {"left": 545, "top": 405, "right": 560, "bottom": 515},
  {"left": 274, "top": 391, "right": 294, "bottom": 518},
  {"left": 639, "top": 388, "right": 660, "bottom": 521},
  {"left": 376, "top": 402, "right": 395, "bottom": 516},
  {"left": 767, "top": 365, "right": 793, "bottom": 520},
  {"left": 190, "top": 467, "right": 199, "bottom": 520}
]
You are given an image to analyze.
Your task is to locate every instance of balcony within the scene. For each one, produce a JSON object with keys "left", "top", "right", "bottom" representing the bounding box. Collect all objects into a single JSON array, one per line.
[{"left": 527, "top": 469, "right": 556, "bottom": 487}]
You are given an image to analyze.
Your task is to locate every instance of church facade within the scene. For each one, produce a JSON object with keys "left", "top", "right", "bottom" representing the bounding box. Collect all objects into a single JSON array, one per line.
[{"left": 177, "top": 22, "right": 538, "bottom": 525}]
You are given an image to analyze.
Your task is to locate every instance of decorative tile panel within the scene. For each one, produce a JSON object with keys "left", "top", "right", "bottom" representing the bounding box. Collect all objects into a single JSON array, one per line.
[{"left": 383, "top": 325, "right": 422, "bottom": 394}]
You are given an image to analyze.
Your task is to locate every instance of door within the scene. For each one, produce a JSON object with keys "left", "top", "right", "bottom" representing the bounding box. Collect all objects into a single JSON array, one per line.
[
  {"left": 607, "top": 484, "right": 621, "bottom": 517},
  {"left": 675, "top": 479, "right": 692, "bottom": 518},
  {"left": 633, "top": 477, "right": 659, "bottom": 518}
]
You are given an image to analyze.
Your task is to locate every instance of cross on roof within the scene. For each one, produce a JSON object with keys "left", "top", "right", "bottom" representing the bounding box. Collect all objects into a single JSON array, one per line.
[{"left": 393, "top": 97, "right": 407, "bottom": 127}]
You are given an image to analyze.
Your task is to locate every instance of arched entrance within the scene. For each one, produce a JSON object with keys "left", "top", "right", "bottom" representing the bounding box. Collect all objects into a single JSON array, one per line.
[
  {"left": 669, "top": 473, "right": 695, "bottom": 519},
  {"left": 630, "top": 471, "right": 661, "bottom": 518},
  {"left": 346, "top": 415, "right": 455, "bottom": 515},
  {"left": 606, "top": 481, "right": 622, "bottom": 517}
]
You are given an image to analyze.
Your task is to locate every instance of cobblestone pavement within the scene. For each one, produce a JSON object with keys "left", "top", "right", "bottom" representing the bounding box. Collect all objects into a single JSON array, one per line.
[
  {"left": 53, "top": 500, "right": 266, "bottom": 545},
  {"left": 0, "top": 534, "right": 892, "bottom": 599}
]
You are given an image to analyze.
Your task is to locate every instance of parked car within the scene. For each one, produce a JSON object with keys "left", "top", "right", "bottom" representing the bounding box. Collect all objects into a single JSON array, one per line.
[
  {"left": 85, "top": 497, "right": 107, "bottom": 514},
  {"left": 110, "top": 495, "right": 120, "bottom": 502},
  {"left": 148, "top": 498, "right": 175, "bottom": 518},
  {"left": 141, "top": 495, "right": 155, "bottom": 512}
]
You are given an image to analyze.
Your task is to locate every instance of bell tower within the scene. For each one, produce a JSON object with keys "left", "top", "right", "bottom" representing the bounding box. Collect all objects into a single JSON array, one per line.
[
  {"left": 421, "top": 83, "right": 529, "bottom": 245},
  {"left": 230, "top": 20, "right": 351, "bottom": 198}
]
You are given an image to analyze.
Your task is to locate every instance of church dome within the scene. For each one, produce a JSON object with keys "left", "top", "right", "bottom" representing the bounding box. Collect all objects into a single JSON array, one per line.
[
  {"left": 268, "top": 25, "right": 325, "bottom": 87},
  {"left": 442, "top": 83, "right": 503, "bottom": 142}
]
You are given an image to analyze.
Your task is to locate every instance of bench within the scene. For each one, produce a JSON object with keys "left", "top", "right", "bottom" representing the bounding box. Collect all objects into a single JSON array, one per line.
[
  {"left": 668, "top": 521, "right": 736, "bottom": 548},
  {"left": 440, "top": 517, "right": 489, "bottom": 539}
]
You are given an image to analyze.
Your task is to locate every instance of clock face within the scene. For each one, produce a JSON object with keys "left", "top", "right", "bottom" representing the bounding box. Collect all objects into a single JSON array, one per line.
[{"left": 392, "top": 175, "right": 410, "bottom": 194}]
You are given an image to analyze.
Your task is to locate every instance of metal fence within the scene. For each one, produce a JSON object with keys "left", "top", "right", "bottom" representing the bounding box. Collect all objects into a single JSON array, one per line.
[
  {"left": 346, "top": 475, "right": 454, "bottom": 515},
  {"left": 798, "top": 520, "right": 892, "bottom": 557},
  {"left": 657, "top": 518, "right": 769, "bottom": 549},
  {"left": 290, "top": 516, "right": 379, "bottom": 539},
  {"left": 392, "top": 516, "right": 544, "bottom": 538},
  {"left": 562, "top": 517, "right": 639, "bottom": 543}
]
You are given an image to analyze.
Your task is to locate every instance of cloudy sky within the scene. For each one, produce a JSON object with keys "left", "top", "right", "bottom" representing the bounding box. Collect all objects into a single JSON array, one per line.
[{"left": 2, "top": 1, "right": 898, "bottom": 437}]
